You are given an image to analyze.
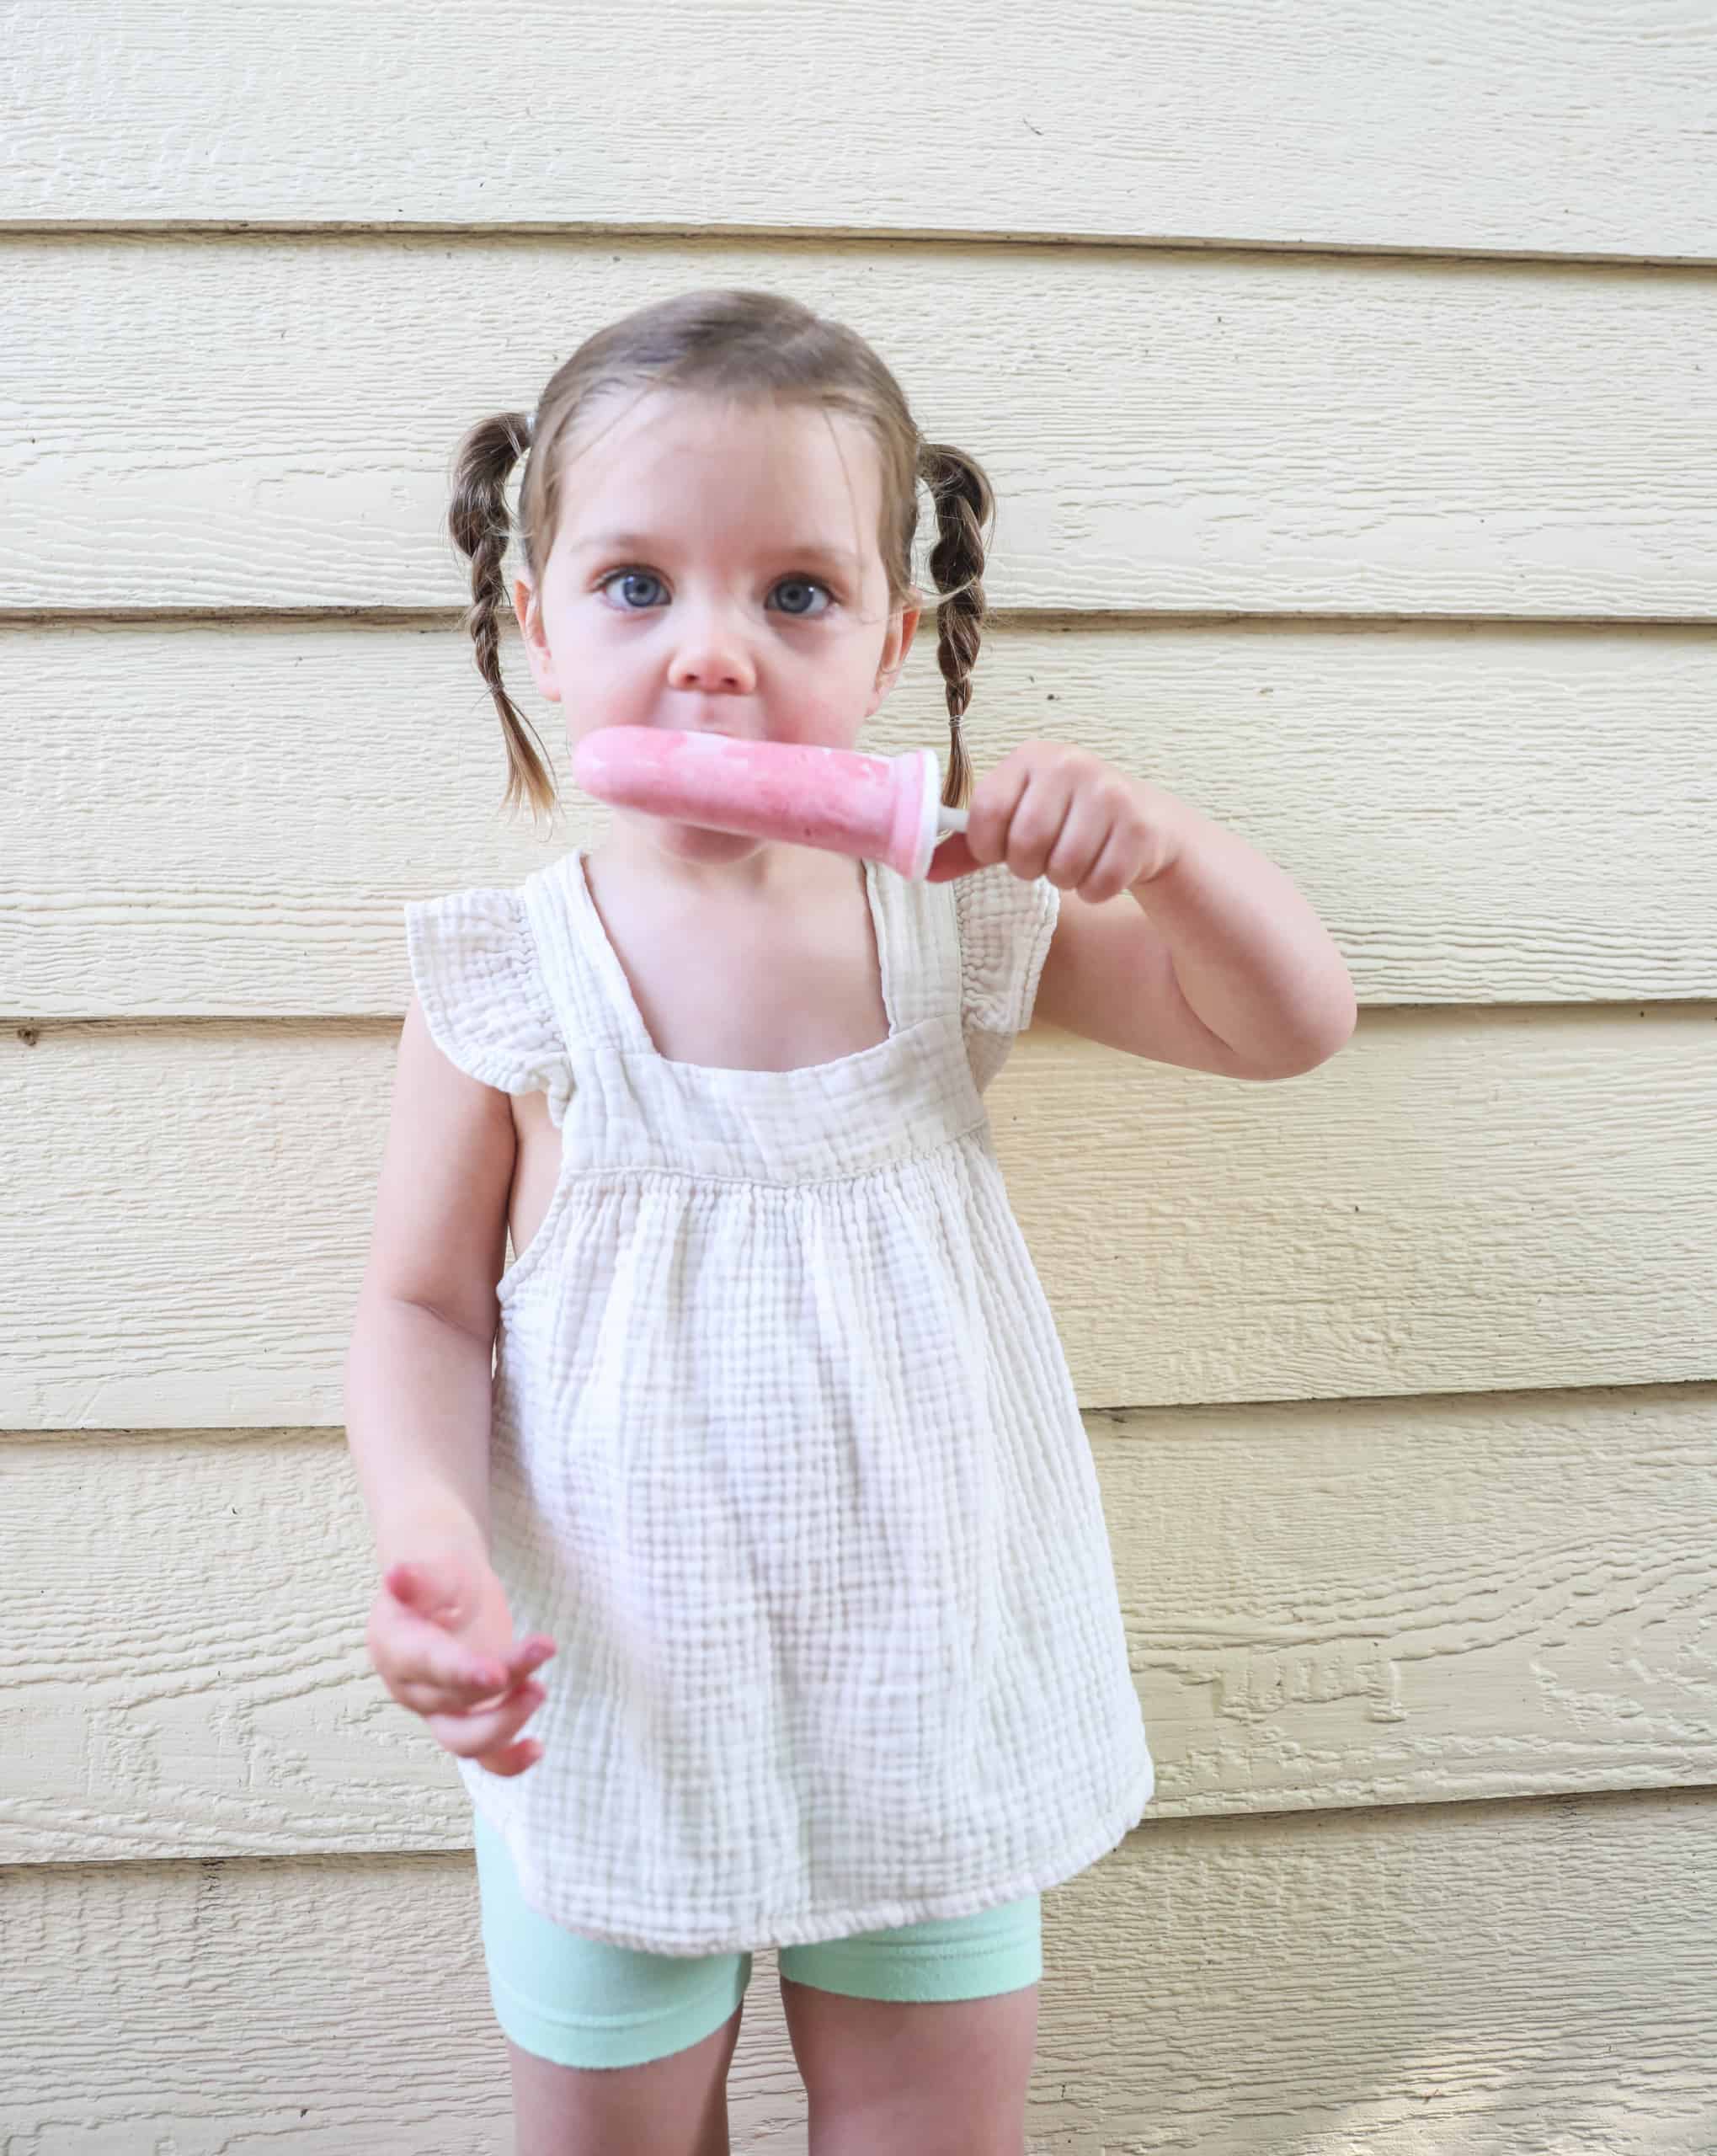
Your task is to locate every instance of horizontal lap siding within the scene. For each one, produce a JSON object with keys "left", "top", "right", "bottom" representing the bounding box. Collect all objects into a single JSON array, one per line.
[
  {"left": 5, "top": 1007, "right": 1715, "bottom": 1428},
  {"left": 7, "top": 8, "right": 1714, "bottom": 2145},
  {"left": 3, "top": 237, "right": 1715, "bottom": 616},
  {"left": 4, "top": 1385, "right": 1714, "bottom": 1866},
  {"left": 7, "top": 1790, "right": 1717, "bottom": 2147},
  {"left": 5, "top": 0, "right": 1714, "bottom": 261},
  {"left": 5, "top": 620, "right": 1715, "bottom": 1015}
]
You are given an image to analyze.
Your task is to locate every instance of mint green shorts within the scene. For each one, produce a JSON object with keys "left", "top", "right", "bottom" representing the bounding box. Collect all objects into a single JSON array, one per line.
[{"left": 472, "top": 1811, "right": 1042, "bottom": 2071}]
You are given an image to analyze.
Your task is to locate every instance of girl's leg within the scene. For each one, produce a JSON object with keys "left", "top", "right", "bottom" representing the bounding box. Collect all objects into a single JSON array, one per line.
[
  {"left": 506, "top": 2006, "right": 745, "bottom": 2156},
  {"left": 777, "top": 1894, "right": 1042, "bottom": 2155},
  {"left": 472, "top": 1811, "right": 750, "bottom": 2154},
  {"left": 778, "top": 1979, "right": 1038, "bottom": 2155}
]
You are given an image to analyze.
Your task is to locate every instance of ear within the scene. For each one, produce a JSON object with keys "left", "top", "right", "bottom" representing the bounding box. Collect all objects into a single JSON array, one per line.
[
  {"left": 513, "top": 574, "right": 562, "bottom": 703},
  {"left": 866, "top": 600, "right": 921, "bottom": 714}
]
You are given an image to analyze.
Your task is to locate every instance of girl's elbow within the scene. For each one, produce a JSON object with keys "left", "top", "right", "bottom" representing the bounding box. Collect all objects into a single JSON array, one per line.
[{"left": 1257, "top": 1001, "right": 1358, "bottom": 1081}]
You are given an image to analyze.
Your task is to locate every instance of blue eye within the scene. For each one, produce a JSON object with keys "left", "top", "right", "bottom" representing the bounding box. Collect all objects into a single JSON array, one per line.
[
  {"left": 595, "top": 569, "right": 835, "bottom": 616},
  {"left": 771, "top": 578, "right": 832, "bottom": 618},
  {"left": 598, "top": 569, "right": 667, "bottom": 611}
]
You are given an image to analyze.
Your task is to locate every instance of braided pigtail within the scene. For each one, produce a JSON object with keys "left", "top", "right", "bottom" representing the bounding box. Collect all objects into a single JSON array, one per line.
[
  {"left": 916, "top": 440, "right": 995, "bottom": 812},
  {"left": 447, "top": 410, "right": 558, "bottom": 825}
]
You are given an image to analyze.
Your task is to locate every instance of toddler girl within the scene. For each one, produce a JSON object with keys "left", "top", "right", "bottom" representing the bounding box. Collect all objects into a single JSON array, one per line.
[{"left": 344, "top": 286, "right": 1355, "bottom": 2155}]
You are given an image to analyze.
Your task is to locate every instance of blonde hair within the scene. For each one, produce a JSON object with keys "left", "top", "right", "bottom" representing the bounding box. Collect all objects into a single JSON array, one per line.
[{"left": 446, "top": 286, "right": 995, "bottom": 825}]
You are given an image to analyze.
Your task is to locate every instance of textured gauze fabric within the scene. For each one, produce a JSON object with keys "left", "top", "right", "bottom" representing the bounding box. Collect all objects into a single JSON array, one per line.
[{"left": 402, "top": 845, "right": 1155, "bottom": 1956}]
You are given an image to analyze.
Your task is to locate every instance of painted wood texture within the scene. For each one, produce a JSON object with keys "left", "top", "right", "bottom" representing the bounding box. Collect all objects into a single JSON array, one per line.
[
  {"left": 7, "top": 1790, "right": 1715, "bottom": 2151},
  {"left": 5, "top": 0, "right": 1714, "bottom": 264},
  {"left": 7, "top": 5, "right": 1715, "bottom": 2146},
  {"left": 3, "top": 1386, "right": 1713, "bottom": 1867},
  {"left": 4, "top": 619, "right": 1714, "bottom": 1016},
  {"left": 6, "top": 1002, "right": 1715, "bottom": 1432},
  {"left": 3, "top": 236, "right": 1715, "bottom": 617}
]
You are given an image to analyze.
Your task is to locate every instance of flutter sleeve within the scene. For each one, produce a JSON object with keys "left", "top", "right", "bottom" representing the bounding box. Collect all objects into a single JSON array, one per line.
[
  {"left": 950, "top": 861, "right": 1062, "bottom": 1093},
  {"left": 402, "top": 885, "right": 574, "bottom": 1124}
]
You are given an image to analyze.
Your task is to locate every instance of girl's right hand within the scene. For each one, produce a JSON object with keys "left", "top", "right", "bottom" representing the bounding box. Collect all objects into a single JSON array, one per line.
[{"left": 366, "top": 1546, "right": 557, "bottom": 1778}]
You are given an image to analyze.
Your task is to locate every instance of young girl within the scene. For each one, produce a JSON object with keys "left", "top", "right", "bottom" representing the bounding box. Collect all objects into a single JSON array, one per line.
[{"left": 344, "top": 287, "right": 1355, "bottom": 2155}]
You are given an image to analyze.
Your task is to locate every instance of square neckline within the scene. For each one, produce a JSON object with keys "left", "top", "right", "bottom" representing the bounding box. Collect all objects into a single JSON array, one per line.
[{"left": 563, "top": 846, "right": 903, "bottom": 1081}]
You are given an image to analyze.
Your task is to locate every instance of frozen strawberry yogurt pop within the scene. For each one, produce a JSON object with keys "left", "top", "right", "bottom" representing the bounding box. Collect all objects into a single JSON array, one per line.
[{"left": 572, "top": 727, "right": 969, "bottom": 882}]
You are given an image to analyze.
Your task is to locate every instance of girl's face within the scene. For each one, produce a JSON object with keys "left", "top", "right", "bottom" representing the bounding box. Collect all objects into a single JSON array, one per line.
[{"left": 514, "top": 389, "right": 921, "bottom": 820}]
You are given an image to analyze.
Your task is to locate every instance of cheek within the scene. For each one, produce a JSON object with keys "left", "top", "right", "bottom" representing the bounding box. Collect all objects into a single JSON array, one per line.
[
  {"left": 550, "top": 608, "right": 637, "bottom": 679},
  {"left": 783, "top": 700, "right": 869, "bottom": 750},
  {"left": 780, "top": 643, "right": 887, "bottom": 748},
  {"left": 790, "top": 707, "right": 853, "bottom": 750}
]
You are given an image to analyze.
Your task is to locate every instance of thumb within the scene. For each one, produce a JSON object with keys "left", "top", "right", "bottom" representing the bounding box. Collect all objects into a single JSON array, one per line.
[
  {"left": 924, "top": 831, "right": 981, "bottom": 884},
  {"left": 387, "top": 1556, "right": 475, "bottom": 1629}
]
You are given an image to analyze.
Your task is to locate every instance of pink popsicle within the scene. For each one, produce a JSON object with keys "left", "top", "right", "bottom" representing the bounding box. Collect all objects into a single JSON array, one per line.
[{"left": 571, "top": 728, "right": 968, "bottom": 882}]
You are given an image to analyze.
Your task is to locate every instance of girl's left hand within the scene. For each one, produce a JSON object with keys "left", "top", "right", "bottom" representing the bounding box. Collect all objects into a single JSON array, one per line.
[{"left": 925, "top": 739, "right": 1192, "bottom": 904}]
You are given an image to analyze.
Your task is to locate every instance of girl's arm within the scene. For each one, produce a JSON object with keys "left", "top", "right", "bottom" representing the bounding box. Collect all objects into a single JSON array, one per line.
[
  {"left": 934, "top": 739, "right": 1357, "bottom": 1081},
  {"left": 342, "top": 993, "right": 515, "bottom": 1566},
  {"left": 1038, "top": 799, "right": 1357, "bottom": 1080},
  {"left": 344, "top": 1293, "right": 496, "bottom": 1570}
]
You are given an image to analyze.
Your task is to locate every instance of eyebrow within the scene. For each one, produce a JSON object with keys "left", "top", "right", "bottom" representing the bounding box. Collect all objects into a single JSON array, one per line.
[{"left": 569, "top": 531, "right": 862, "bottom": 573}]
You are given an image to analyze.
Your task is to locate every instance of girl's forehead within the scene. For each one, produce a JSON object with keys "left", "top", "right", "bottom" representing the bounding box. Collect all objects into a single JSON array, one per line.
[
  {"left": 569, "top": 387, "right": 873, "bottom": 478},
  {"left": 557, "top": 389, "right": 883, "bottom": 550}
]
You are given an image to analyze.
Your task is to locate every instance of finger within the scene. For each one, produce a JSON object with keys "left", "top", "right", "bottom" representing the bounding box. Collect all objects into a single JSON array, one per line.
[
  {"left": 1043, "top": 801, "right": 1109, "bottom": 891},
  {"left": 426, "top": 1682, "right": 546, "bottom": 1759},
  {"left": 423, "top": 1673, "right": 543, "bottom": 1742},
  {"left": 507, "top": 1636, "right": 559, "bottom": 1678},
  {"left": 375, "top": 1608, "right": 514, "bottom": 1704},
  {"left": 376, "top": 1581, "right": 555, "bottom": 1689},
  {"left": 1077, "top": 827, "right": 1142, "bottom": 906},
  {"left": 1005, "top": 771, "right": 1078, "bottom": 882},
  {"left": 391, "top": 1661, "right": 514, "bottom": 1716},
  {"left": 387, "top": 1560, "right": 475, "bottom": 1629},
  {"left": 457, "top": 1636, "right": 557, "bottom": 1701},
  {"left": 435, "top": 1632, "right": 556, "bottom": 1698},
  {"left": 473, "top": 1736, "right": 543, "bottom": 1778},
  {"left": 444, "top": 1637, "right": 556, "bottom": 1708},
  {"left": 962, "top": 758, "right": 1034, "bottom": 868},
  {"left": 924, "top": 831, "right": 980, "bottom": 883}
]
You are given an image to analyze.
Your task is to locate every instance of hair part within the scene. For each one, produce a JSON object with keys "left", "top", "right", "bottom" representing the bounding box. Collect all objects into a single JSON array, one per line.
[{"left": 445, "top": 288, "right": 995, "bottom": 826}]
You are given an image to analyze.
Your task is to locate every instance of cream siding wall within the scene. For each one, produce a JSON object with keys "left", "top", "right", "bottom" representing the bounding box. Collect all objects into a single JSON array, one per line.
[{"left": 3, "top": 8, "right": 1715, "bottom": 2150}]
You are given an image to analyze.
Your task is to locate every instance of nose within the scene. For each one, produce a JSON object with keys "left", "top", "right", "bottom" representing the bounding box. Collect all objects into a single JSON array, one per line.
[{"left": 664, "top": 600, "right": 757, "bottom": 696}]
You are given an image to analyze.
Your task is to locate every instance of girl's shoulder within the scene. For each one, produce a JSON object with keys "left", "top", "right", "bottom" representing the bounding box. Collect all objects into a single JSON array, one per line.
[
  {"left": 399, "top": 856, "right": 1055, "bottom": 1101},
  {"left": 402, "top": 868, "right": 571, "bottom": 1107}
]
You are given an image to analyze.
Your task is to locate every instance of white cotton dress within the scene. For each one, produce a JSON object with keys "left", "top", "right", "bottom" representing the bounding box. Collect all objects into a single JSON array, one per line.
[{"left": 403, "top": 843, "right": 1154, "bottom": 1957}]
